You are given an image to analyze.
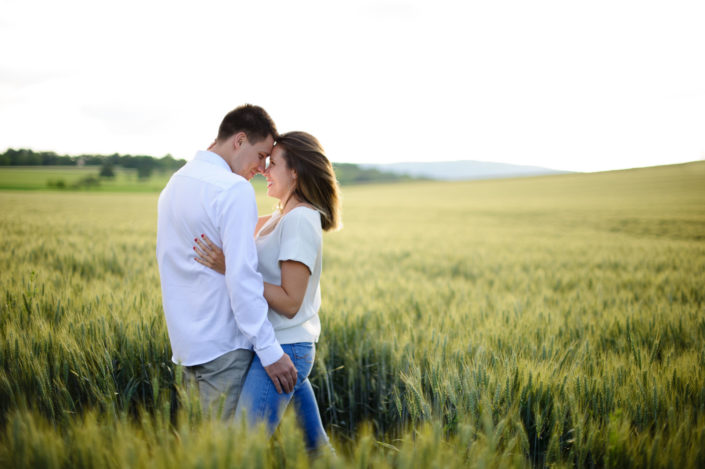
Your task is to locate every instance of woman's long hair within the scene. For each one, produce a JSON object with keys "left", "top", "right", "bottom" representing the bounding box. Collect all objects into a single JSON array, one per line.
[{"left": 276, "top": 131, "right": 342, "bottom": 231}]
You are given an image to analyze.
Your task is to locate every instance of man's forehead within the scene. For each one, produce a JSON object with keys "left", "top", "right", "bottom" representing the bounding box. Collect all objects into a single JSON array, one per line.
[{"left": 254, "top": 135, "right": 275, "bottom": 154}]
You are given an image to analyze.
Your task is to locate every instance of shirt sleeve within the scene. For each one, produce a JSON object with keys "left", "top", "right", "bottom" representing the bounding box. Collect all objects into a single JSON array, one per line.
[
  {"left": 278, "top": 209, "right": 322, "bottom": 274},
  {"left": 216, "top": 181, "right": 283, "bottom": 367}
]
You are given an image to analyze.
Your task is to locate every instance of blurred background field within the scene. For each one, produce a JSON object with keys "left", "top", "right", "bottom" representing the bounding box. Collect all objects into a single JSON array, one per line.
[
  {"left": 0, "top": 165, "right": 237, "bottom": 192},
  {"left": 1, "top": 162, "right": 704, "bottom": 468},
  {"left": 0, "top": 159, "right": 413, "bottom": 192}
]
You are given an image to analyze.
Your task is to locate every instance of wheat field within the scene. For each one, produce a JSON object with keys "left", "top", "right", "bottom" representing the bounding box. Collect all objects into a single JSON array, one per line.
[{"left": 1, "top": 162, "right": 704, "bottom": 468}]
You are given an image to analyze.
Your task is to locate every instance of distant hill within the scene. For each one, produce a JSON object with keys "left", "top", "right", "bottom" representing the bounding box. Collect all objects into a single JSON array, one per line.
[
  {"left": 360, "top": 160, "right": 571, "bottom": 181},
  {"left": 332, "top": 163, "right": 418, "bottom": 185}
]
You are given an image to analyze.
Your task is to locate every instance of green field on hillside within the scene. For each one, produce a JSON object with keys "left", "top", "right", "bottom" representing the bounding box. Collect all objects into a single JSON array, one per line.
[
  {"left": 0, "top": 166, "right": 269, "bottom": 192},
  {"left": 1, "top": 162, "right": 704, "bottom": 468},
  {"left": 0, "top": 166, "right": 175, "bottom": 192}
]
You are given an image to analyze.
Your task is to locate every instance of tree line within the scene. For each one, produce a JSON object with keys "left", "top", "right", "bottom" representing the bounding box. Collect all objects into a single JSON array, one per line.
[
  {"left": 0, "top": 148, "right": 186, "bottom": 179},
  {"left": 1, "top": 148, "right": 416, "bottom": 184}
]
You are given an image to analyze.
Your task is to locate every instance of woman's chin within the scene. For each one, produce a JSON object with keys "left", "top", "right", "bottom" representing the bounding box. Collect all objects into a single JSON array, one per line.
[{"left": 266, "top": 188, "right": 281, "bottom": 201}]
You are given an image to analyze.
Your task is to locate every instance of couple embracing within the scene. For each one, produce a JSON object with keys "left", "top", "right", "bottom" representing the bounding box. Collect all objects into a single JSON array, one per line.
[{"left": 156, "top": 104, "right": 340, "bottom": 453}]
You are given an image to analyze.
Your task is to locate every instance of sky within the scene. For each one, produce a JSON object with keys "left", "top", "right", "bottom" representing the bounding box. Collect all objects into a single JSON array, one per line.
[{"left": 1, "top": 0, "right": 704, "bottom": 172}]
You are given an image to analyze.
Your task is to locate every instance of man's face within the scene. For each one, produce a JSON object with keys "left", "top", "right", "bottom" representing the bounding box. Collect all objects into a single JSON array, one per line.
[{"left": 234, "top": 134, "right": 275, "bottom": 180}]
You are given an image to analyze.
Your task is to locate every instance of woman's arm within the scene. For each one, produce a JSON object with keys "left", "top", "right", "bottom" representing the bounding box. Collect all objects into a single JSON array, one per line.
[
  {"left": 193, "top": 234, "right": 310, "bottom": 318},
  {"left": 263, "top": 261, "right": 310, "bottom": 319}
]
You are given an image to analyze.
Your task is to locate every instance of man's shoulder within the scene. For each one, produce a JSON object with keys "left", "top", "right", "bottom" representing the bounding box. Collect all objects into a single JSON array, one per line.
[
  {"left": 211, "top": 176, "right": 257, "bottom": 215},
  {"left": 177, "top": 159, "right": 251, "bottom": 193}
]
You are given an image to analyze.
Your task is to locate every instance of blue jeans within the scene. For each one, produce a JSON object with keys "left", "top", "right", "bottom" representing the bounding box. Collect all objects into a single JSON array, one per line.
[{"left": 235, "top": 343, "right": 330, "bottom": 452}]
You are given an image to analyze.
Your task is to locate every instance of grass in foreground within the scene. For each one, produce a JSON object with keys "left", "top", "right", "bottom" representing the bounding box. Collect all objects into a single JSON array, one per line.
[{"left": 1, "top": 161, "right": 704, "bottom": 467}]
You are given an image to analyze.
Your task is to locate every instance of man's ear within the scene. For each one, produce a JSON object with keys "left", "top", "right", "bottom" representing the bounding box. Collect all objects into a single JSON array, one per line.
[{"left": 232, "top": 131, "right": 248, "bottom": 150}]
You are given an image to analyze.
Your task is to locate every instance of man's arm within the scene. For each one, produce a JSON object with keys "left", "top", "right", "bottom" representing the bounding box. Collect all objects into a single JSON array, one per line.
[
  {"left": 191, "top": 241, "right": 311, "bottom": 318},
  {"left": 217, "top": 182, "right": 297, "bottom": 393}
]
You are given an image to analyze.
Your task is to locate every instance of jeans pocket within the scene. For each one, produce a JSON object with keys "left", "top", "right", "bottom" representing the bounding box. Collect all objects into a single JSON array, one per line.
[{"left": 292, "top": 343, "right": 315, "bottom": 364}]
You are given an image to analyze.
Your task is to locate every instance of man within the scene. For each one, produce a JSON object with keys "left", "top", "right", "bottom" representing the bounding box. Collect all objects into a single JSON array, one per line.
[{"left": 156, "top": 104, "right": 297, "bottom": 420}]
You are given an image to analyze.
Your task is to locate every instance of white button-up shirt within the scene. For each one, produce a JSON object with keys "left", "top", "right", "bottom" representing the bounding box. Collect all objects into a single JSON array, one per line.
[{"left": 156, "top": 150, "right": 283, "bottom": 367}]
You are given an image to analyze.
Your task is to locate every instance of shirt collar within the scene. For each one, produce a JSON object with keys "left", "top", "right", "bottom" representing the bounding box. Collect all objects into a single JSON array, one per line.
[{"left": 194, "top": 150, "right": 232, "bottom": 172}]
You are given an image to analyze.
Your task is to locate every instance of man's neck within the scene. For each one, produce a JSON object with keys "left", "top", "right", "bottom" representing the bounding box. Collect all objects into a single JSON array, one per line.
[{"left": 208, "top": 144, "right": 235, "bottom": 173}]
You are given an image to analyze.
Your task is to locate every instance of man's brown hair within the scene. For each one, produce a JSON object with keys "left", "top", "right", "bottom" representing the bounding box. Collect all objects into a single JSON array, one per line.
[{"left": 216, "top": 104, "right": 278, "bottom": 143}]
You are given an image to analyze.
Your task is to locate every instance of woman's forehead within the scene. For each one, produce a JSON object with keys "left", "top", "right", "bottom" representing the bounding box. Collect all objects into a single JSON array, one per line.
[{"left": 271, "top": 146, "right": 286, "bottom": 159}]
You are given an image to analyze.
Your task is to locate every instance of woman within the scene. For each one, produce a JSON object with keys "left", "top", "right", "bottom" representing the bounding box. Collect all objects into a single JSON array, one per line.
[{"left": 193, "top": 131, "right": 341, "bottom": 452}]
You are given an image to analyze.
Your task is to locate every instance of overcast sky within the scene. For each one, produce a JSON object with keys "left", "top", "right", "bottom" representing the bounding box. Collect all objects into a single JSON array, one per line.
[{"left": 1, "top": 0, "right": 704, "bottom": 172}]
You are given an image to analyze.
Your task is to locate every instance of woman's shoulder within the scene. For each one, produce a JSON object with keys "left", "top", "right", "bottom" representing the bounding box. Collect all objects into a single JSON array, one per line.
[
  {"left": 285, "top": 204, "right": 321, "bottom": 219},
  {"left": 282, "top": 204, "right": 323, "bottom": 230}
]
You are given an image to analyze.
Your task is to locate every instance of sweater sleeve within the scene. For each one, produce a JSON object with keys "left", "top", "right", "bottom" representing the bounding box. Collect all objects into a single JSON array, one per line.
[{"left": 278, "top": 209, "right": 322, "bottom": 274}]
